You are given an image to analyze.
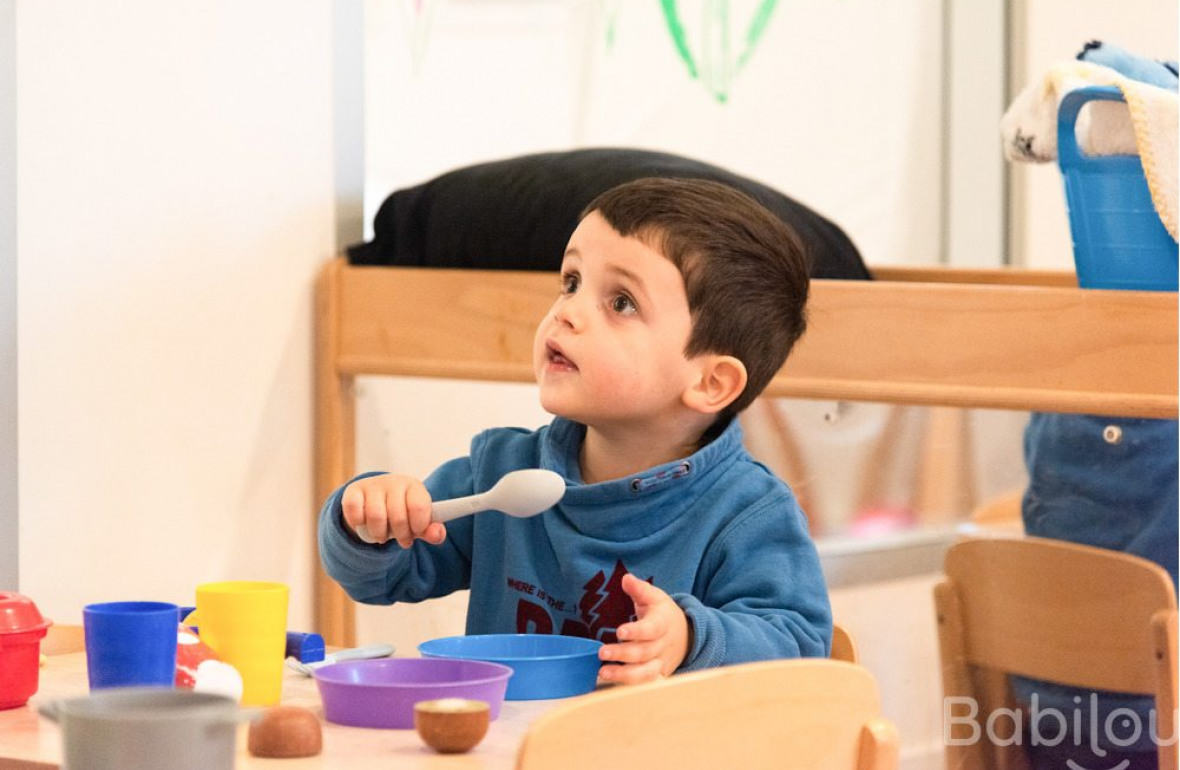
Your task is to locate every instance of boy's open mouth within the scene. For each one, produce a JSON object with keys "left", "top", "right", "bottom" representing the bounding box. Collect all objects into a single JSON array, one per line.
[{"left": 546, "top": 342, "right": 577, "bottom": 371}]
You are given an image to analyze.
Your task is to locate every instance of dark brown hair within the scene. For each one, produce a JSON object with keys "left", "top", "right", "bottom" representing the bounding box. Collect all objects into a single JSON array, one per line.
[{"left": 583, "top": 177, "right": 810, "bottom": 417}]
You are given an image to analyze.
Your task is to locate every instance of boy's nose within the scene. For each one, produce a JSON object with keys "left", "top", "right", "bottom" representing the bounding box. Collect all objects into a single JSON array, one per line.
[{"left": 553, "top": 295, "right": 587, "bottom": 330}]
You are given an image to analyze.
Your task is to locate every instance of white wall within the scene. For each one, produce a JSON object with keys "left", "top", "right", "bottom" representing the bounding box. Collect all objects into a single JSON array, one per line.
[
  {"left": 364, "top": 0, "right": 949, "bottom": 267},
  {"left": 15, "top": 1, "right": 337, "bottom": 630}
]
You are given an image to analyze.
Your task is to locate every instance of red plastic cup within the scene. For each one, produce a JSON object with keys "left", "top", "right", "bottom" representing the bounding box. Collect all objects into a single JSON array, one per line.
[{"left": 0, "top": 592, "right": 53, "bottom": 709}]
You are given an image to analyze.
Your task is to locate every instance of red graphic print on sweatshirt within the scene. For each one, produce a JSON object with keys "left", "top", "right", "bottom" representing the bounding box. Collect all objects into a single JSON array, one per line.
[{"left": 512, "top": 560, "right": 649, "bottom": 644}]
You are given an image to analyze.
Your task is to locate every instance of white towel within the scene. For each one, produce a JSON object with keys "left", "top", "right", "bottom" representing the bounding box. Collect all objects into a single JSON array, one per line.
[{"left": 1001, "top": 60, "right": 1178, "bottom": 240}]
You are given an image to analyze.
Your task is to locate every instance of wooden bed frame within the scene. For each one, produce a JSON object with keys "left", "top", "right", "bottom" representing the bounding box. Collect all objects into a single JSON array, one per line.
[{"left": 313, "top": 257, "right": 1178, "bottom": 646}]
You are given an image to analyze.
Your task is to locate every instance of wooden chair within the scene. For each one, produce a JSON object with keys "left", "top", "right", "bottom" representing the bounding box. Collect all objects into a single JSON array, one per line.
[
  {"left": 515, "top": 658, "right": 899, "bottom": 770},
  {"left": 935, "top": 537, "right": 1178, "bottom": 770},
  {"left": 832, "top": 622, "right": 859, "bottom": 664}
]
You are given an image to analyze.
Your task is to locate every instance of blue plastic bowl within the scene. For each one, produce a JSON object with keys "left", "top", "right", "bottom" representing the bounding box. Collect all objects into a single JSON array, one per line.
[{"left": 417, "top": 634, "right": 602, "bottom": 700}]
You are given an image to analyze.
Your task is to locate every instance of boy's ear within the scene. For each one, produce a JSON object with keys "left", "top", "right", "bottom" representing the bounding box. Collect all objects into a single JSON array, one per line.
[{"left": 683, "top": 355, "right": 748, "bottom": 415}]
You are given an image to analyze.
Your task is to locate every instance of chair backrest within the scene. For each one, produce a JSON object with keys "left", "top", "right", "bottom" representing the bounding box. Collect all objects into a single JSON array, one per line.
[
  {"left": 935, "top": 536, "right": 1178, "bottom": 769},
  {"left": 832, "top": 622, "right": 859, "bottom": 664},
  {"left": 515, "top": 658, "right": 899, "bottom": 770}
]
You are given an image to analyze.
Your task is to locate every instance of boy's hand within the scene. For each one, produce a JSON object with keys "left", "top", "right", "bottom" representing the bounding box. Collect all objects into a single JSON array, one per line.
[
  {"left": 597, "top": 574, "right": 690, "bottom": 685},
  {"left": 340, "top": 474, "right": 446, "bottom": 549}
]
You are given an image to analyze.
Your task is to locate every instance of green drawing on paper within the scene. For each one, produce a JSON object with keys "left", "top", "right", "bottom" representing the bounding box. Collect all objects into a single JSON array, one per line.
[
  {"left": 660, "top": 0, "right": 700, "bottom": 79},
  {"left": 738, "top": 0, "right": 777, "bottom": 69},
  {"left": 603, "top": 0, "right": 620, "bottom": 51},
  {"left": 659, "top": 0, "right": 781, "bottom": 102}
]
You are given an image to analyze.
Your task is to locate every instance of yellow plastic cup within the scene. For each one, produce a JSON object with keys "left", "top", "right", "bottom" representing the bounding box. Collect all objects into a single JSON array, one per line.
[{"left": 190, "top": 581, "right": 288, "bottom": 706}]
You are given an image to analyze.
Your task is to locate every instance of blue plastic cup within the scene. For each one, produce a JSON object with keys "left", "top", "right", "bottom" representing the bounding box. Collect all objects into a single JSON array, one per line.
[{"left": 83, "top": 601, "right": 179, "bottom": 691}]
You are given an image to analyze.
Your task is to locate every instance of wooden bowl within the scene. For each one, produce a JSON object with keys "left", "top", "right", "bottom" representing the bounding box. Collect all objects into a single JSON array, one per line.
[{"left": 414, "top": 698, "right": 491, "bottom": 754}]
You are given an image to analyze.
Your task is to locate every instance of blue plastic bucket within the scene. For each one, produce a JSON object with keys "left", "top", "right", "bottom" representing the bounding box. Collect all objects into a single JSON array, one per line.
[{"left": 1057, "top": 85, "right": 1178, "bottom": 292}]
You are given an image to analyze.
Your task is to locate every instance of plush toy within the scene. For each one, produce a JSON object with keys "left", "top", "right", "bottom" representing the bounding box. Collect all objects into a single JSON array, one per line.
[
  {"left": 175, "top": 624, "right": 243, "bottom": 703},
  {"left": 1077, "top": 40, "right": 1178, "bottom": 91}
]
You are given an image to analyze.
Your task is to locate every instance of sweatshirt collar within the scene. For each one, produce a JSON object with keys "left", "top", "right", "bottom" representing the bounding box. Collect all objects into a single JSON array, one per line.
[{"left": 538, "top": 416, "right": 744, "bottom": 540}]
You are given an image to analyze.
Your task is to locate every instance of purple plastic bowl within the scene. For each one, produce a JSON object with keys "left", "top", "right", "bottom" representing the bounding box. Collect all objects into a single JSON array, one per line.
[{"left": 312, "top": 658, "right": 512, "bottom": 729}]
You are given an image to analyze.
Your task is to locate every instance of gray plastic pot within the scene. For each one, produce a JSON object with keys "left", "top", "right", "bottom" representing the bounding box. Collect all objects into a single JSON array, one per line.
[{"left": 39, "top": 687, "right": 255, "bottom": 770}]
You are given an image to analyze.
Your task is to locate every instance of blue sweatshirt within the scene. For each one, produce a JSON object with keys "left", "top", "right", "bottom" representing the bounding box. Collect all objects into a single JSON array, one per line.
[{"left": 318, "top": 416, "right": 832, "bottom": 671}]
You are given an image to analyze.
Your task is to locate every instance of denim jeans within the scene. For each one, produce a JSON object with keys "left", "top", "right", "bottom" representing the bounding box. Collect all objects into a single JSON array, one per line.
[{"left": 1013, "top": 413, "right": 1178, "bottom": 758}]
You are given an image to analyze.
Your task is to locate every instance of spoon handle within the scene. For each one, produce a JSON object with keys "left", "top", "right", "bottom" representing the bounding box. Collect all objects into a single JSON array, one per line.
[
  {"left": 431, "top": 492, "right": 491, "bottom": 524},
  {"left": 352, "top": 491, "right": 489, "bottom": 542}
]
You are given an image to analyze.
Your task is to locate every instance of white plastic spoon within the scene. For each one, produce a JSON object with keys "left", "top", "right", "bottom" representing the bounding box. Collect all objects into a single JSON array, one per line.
[
  {"left": 285, "top": 643, "right": 396, "bottom": 676},
  {"left": 353, "top": 469, "right": 566, "bottom": 544}
]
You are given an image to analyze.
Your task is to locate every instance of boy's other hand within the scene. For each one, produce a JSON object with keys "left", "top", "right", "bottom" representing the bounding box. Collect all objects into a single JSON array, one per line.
[
  {"left": 340, "top": 474, "right": 446, "bottom": 549},
  {"left": 597, "top": 574, "right": 689, "bottom": 685}
]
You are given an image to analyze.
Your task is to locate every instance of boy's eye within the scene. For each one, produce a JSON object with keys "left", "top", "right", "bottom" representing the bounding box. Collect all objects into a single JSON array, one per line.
[
  {"left": 610, "top": 293, "right": 637, "bottom": 315},
  {"left": 560, "top": 273, "right": 579, "bottom": 294}
]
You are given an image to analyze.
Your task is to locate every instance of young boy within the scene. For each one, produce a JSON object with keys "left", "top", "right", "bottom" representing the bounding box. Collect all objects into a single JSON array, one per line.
[{"left": 318, "top": 177, "right": 832, "bottom": 684}]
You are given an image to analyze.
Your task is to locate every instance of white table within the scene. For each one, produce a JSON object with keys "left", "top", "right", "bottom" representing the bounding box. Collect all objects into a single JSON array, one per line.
[{"left": 0, "top": 653, "right": 566, "bottom": 769}]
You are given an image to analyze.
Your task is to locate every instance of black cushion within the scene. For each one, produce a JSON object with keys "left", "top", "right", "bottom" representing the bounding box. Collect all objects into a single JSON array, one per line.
[{"left": 348, "top": 148, "right": 870, "bottom": 281}]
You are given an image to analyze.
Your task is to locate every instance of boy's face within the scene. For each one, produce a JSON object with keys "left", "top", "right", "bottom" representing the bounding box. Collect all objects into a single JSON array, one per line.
[{"left": 533, "top": 212, "right": 701, "bottom": 429}]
